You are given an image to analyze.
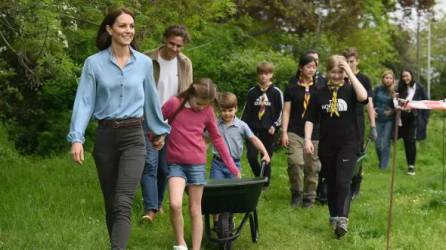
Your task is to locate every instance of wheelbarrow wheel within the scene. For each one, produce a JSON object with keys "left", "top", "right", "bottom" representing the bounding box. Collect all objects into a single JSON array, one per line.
[
  {"left": 217, "top": 212, "right": 234, "bottom": 250},
  {"left": 249, "top": 211, "right": 259, "bottom": 242}
]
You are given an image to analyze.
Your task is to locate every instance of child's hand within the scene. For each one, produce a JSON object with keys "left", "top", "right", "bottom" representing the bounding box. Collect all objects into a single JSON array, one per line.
[
  {"left": 338, "top": 60, "right": 353, "bottom": 76},
  {"left": 235, "top": 172, "right": 242, "bottom": 179},
  {"left": 304, "top": 139, "right": 314, "bottom": 155},
  {"left": 152, "top": 135, "right": 165, "bottom": 150},
  {"left": 268, "top": 126, "right": 275, "bottom": 135},
  {"left": 281, "top": 133, "right": 289, "bottom": 147},
  {"left": 261, "top": 154, "right": 271, "bottom": 164}
]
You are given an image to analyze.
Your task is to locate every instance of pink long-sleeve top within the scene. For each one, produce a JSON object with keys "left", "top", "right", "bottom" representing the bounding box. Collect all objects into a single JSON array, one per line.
[{"left": 162, "top": 96, "right": 240, "bottom": 175}]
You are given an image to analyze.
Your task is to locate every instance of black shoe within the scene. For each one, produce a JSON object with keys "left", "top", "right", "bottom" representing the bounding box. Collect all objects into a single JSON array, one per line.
[
  {"left": 302, "top": 198, "right": 314, "bottom": 208},
  {"left": 290, "top": 193, "right": 301, "bottom": 208},
  {"left": 334, "top": 217, "right": 348, "bottom": 239},
  {"left": 407, "top": 165, "right": 416, "bottom": 176}
]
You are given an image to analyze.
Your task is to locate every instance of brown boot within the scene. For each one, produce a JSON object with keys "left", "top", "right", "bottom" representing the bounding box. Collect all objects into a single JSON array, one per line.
[{"left": 141, "top": 210, "right": 156, "bottom": 222}]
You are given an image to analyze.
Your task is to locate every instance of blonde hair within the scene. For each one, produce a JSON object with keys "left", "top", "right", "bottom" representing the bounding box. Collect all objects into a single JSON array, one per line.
[
  {"left": 382, "top": 70, "right": 395, "bottom": 94},
  {"left": 256, "top": 61, "right": 274, "bottom": 74},
  {"left": 382, "top": 70, "right": 395, "bottom": 81},
  {"left": 326, "top": 55, "right": 346, "bottom": 72}
]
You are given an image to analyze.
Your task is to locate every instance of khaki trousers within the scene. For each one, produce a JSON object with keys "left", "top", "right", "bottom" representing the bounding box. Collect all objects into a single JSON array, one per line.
[{"left": 286, "top": 132, "right": 321, "bottom": 202}]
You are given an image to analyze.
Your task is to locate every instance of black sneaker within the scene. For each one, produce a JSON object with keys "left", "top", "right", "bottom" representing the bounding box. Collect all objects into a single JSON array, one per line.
[
  {"left": 290, "top": 193, "right": 301, "bottom": 208},
  {"left": 302, "top": 199, "right": 314, "bottom": 208},
  {"left": 407, "top": 165, "right": 416, "bottom": 176}
]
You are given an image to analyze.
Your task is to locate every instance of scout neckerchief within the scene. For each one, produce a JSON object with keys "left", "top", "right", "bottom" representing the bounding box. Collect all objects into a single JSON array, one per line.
[
  {"left": 327, "top": 80, "right": 344, "bottom": 117},
  {"left": 297, "top": 75, "right": 313, "bottom": 118},
  {"left": 257, "top": 83, "right": 271, "bottom": 120}
]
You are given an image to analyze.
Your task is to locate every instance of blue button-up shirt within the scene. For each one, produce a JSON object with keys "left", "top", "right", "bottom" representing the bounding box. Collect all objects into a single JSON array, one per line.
[
  {"left": 67, "top": 47, "right": 170, "bottom": 143},
  {"left": 212, "top": 117, "right": 254, "bottom": 160}
]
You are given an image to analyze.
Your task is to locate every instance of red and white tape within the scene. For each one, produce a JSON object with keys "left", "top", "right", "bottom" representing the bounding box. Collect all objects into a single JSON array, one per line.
[{"left": 398, "top": 99, "right": 446, "bottom": 110}]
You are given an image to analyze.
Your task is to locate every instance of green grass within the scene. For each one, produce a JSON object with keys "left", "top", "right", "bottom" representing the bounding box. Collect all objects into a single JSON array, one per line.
[{"left": 1, "top": 114, "right": 446, "bottom": 249}]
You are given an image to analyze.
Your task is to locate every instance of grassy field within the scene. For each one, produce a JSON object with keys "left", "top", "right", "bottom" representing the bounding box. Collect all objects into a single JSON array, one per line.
[{"left": 1, "top": 114, "right": 446, "bottom": 250}]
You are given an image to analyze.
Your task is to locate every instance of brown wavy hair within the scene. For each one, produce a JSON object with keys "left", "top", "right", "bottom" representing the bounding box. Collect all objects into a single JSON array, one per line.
[{"left": 96, "top": 8, "right": 138, "bottom": 51}]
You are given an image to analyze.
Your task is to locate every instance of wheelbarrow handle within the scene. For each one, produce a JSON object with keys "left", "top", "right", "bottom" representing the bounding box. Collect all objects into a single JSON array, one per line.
[
  {"left": 259, "top": 160, "right": 267, "bottom": 178},
  {"left": 363, "top": 137, "right": 372, "bottom": 153}
]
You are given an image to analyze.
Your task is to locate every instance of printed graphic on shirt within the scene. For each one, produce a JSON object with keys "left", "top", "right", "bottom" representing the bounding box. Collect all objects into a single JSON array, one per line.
[
  {"left": 321, "top": 99, "right": 348, "bottom": 113},
  {"left": 256, "top": 93, "right": 270, "bottom": 120},
  {"left": 254, "top": 93, "right": 271, "bottom": 106}
]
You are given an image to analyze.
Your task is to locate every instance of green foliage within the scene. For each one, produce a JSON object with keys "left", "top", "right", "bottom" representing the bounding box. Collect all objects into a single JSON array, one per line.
[
  {"left": 416, "top": 17, "right": 446, "bottom": 99},
  {"left": 218, "top": 49, "right": 295, "bottom": 100},
  {"left": 0, "top": 0, "right": 440, "bottom": 155}
]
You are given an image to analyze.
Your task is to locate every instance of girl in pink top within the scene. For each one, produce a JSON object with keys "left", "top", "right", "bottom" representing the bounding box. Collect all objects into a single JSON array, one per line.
[{"left": 162, "top": 78, "right": 241, "bottom": 250}]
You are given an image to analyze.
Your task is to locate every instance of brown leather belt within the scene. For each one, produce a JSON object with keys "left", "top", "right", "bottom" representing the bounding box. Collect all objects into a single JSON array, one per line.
[{"left": 98, "top": 117, "right": 143, "bottom": 128}]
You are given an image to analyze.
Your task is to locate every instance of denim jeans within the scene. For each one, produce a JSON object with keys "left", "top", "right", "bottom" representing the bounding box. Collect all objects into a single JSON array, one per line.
[
  {"left": 140, "top": 133, "right": 159, "bottom": 212},
  {"left": 210, "top": 158, "right": 241, "bottom": 180},
  {"left": 375, "top": 120, "right": 393, "bottom": 169},
  {"left": 156, "top": 137, "right": 168, "bottom": 209},
  {"left": 140, "top": 132, "right": 168, "bottom": 212}
]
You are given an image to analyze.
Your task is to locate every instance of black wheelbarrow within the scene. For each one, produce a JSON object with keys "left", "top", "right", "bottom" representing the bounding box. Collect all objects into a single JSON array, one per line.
[
  {"left": 352, "top": 138, "right": 372, "bottom": 178},
  {"left": 202, "top": 164, "right": 267, "bottom": 250}
]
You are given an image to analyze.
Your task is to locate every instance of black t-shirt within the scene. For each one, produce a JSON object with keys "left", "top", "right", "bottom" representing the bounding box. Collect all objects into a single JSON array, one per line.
[
  {"left": 355, "top": 72, "right": 372, "bottom": 116},
  {"left": 284, "top": 75, "right": 321, "bottom": 139},
  {"left": 355, "top": 72, "right": 372, "bottom": 143},
  {"left": 307, "top": 80, "right": 367, "bottom": 143}
]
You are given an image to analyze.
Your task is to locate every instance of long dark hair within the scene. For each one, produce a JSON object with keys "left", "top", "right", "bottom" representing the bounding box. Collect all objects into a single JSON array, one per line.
[
  {"left": 398, "top": 69, "right": 415, "bottom": 93},
  {"left": 96, "top": 8, "right": 138, "bottom": 51},
  {"left": 295, "top": 54, "right": 317, "bottom": 83}
]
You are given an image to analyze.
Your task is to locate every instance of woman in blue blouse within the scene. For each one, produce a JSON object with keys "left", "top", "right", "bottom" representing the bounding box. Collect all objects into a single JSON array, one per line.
[
  {"left": 373, "top": 70, "right": 395, "bottom": 169},
  {"left": 67, "top": 8, "right": 169, "bottom": 249}
]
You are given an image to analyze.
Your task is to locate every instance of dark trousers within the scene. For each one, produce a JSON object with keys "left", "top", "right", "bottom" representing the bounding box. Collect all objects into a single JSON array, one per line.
[
  {"left": 350, "top": 116, "right": 365, "bottom": 195},
  {"left": 399, "top": 115, "right": 417, "bottom": 166},
  {"left": 246, "top": 130, "right": 275, "bottom": 186},
  {"left": 93, "top": 125, "right": 146, "bottom": 250},
  {"left": 319, "top": 140, "right": 357, "bottom": 218}
]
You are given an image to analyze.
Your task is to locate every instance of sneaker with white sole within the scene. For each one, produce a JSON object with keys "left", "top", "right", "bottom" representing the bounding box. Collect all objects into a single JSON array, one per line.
[
  {"left": 407, "top": 165, "right": 416, "bottom": 176},
  {"left": 173, "top": 245, "right": 188, "bottom": 250}
]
